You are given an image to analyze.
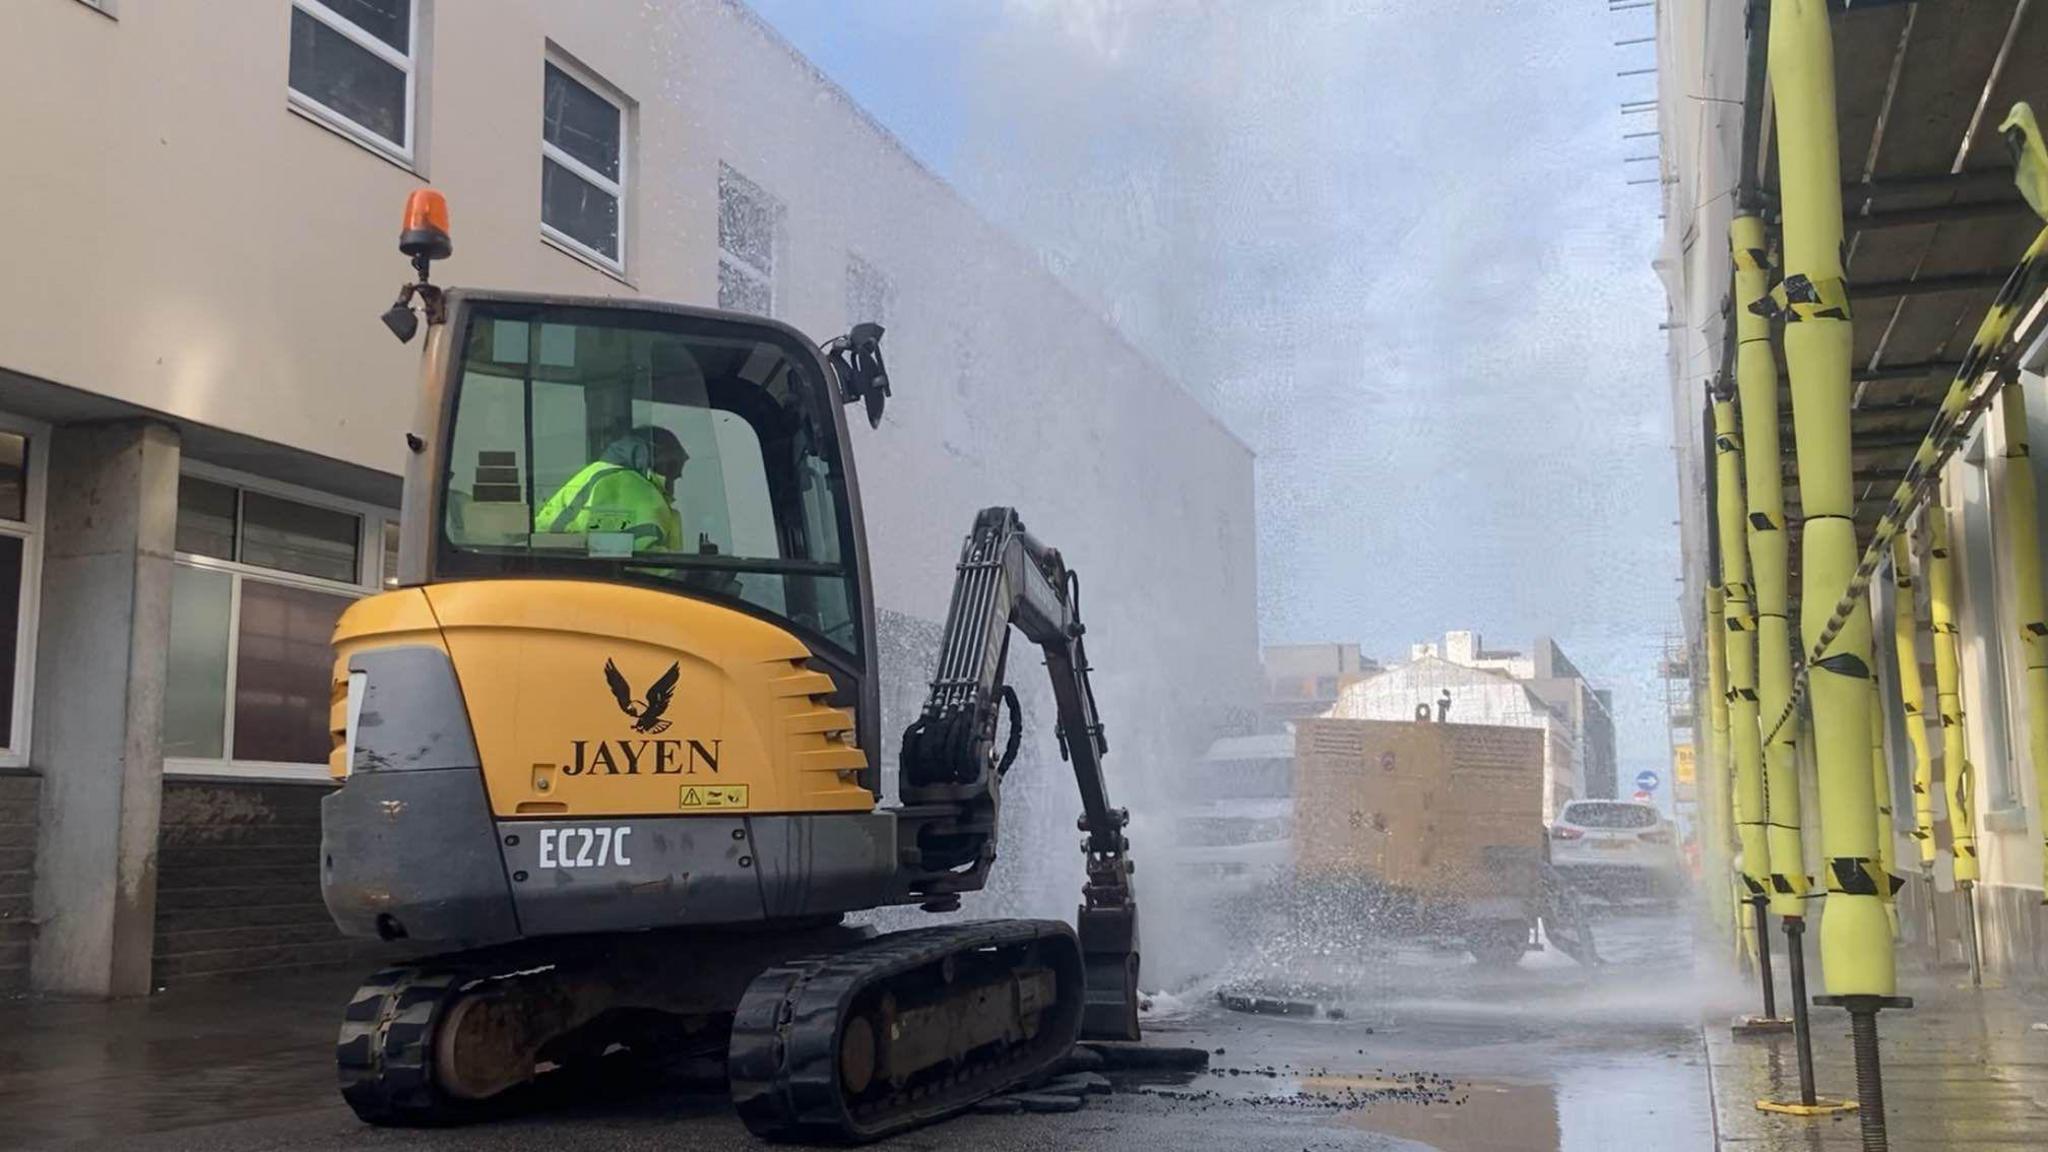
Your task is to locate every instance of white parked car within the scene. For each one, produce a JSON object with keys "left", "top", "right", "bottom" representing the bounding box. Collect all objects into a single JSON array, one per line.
[
  {"left": 1170, "top": 798, "right": 1294, "bottom": 900},
  {"left": 1548, "top": 800, "right": 1682, "bottom": 900},
  {"left": 1169, "top": 734, "right": 1296, "bottom": 902}
]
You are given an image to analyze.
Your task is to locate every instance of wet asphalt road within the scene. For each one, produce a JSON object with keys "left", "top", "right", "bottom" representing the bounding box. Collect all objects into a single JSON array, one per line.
[{"left": 0, "top": 910, "right": 1724, "bottom": 1151}]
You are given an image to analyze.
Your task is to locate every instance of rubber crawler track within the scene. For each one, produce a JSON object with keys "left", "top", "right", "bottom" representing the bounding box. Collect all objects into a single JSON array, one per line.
[
  {"left": 336, "top": 965, "right": 503, "bottom": 1126},
  {"left": 728, "top": 919, "right": 1086, "bottom": 1143}
]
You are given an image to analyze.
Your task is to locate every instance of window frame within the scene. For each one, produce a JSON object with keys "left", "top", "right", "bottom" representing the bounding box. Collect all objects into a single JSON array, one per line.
[
  {"left": 286, "top": 0, "right": 420, "bottom": 167},
  {"left": 164, "top": 462, "right": 397, "bottom": 784},
  {"left": 539, "top": 53, "right": 630, "bottom": 275},
  {"left": 0, "top": 414, "right": 49, "bottom": 771},
  {"left": 718, "top": 162, "right": 784, "bottom": 317}
]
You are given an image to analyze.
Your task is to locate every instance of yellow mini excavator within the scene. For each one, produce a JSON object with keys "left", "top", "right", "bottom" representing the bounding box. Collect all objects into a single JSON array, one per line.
[{"left": 321, "top": 191, "right": 1141, "bottom": 1141}]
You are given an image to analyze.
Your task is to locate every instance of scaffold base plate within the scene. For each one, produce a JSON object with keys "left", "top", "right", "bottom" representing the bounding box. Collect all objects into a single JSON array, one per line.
[
  {"left": 1730, "top": 1016, "right": 1794, "bottom": 1036},
  {"left": 1756, "top": 1096, "right": 1858, "bottom": 1116}
]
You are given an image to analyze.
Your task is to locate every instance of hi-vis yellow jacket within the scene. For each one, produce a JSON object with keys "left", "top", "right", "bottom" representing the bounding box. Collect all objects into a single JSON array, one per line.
[{"left": 534, "top": 462, "right": 683, "bottom": 552}]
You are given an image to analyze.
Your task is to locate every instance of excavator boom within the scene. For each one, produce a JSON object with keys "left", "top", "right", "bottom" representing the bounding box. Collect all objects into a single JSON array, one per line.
[{"left": 901, "top": 507, "right": 1141, "bottom": 1041}]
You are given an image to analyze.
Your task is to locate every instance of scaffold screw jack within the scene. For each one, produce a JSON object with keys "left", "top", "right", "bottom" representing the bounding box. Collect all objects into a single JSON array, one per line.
[{"left": 1812, "top": 994, "right": 1913, "bottom": 1152}]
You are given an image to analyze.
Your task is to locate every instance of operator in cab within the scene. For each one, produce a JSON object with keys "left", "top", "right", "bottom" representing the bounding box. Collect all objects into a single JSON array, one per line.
[{"left": 535, "top": 426, "right": 687, "bottom": 553}]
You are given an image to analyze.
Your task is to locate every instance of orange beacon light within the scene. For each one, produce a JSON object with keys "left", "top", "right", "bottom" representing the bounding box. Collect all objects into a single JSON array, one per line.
[{"left": 399, "top": 188, "right": 452, "bottom": 261}]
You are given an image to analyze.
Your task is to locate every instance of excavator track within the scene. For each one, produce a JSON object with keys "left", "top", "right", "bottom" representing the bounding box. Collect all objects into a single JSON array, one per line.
[
  {"left": 337, "top": 952, "right": 600, "bottom": 1127},
  {"left": 728, "top": 919, "right": 1086, "bottom": 1143},
  {"left": 338, "top": 964, "right": 505, "bottom": 1126}
]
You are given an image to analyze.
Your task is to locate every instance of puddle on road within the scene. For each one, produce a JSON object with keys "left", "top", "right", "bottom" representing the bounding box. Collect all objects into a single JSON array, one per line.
[
  {"left": 1336, "top": 1078, "right": 1558, "bottom": 1152},
  {"left": 1127, "top": 1060, "right": 1552, "bottom": 1152}
]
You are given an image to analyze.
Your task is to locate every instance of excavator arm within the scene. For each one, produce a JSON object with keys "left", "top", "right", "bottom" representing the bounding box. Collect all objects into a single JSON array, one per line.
[{"left": 898, "top": 507, "right": 1141, "bottom": 1041}]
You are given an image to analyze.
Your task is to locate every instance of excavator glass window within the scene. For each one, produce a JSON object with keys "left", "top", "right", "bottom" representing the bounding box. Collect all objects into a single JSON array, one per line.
[{"left": 435, "top": 301, "right": 861, "bottom": 655}]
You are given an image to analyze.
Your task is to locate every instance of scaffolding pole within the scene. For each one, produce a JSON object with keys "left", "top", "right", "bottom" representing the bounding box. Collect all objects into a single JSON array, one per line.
[
  {"left": 1995, "top": 106, "right": 2048, "bottom": 896},
  {"left": 1769, "top": 2, "right": 1904, "bottom": 1145},
  {"left": 1889, "top": 533, "right": 1940, "bottom": 952}
]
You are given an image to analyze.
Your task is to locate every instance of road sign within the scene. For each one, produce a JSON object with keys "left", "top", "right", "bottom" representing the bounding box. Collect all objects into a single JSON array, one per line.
[
  {"left": 1632, "top": 789, "right": 1654, "bottom": 803},
  {"left": 1634, "top": 769, "right": 1661, "bottom": 792}
]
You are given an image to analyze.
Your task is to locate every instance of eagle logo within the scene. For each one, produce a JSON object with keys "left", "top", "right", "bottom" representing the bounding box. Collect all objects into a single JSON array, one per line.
[{"left": 604, "top": 659, "right": 680, "bottom": 734}]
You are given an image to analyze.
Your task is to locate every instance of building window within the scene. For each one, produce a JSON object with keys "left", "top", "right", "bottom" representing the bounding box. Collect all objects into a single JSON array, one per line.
[
  {"left": 382, "top": 519, "right": 401, "bottom": 587},
  {"left": 288, "top": 0, "right": 417, "bottom": 161},
  {"left": 846, "top": 253, "right": 891, "bottom": 326},
  {"left": 175, "top": 477, "right": 361, "bottom": 582},
  {"left": 541, "top": 59, "right": 627, "bottom": 269},
  {"left": 164, "top": 470, "right": 391, "bottom": 778},
  {"left": 0, "top": 427, "right": 44, "bottom": 766},
  {"left": 718, "top": 163, "right": 782, "bottom": 316}
]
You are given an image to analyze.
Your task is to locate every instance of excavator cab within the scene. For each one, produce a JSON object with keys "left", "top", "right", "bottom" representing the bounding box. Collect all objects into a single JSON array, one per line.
[
  {"left": 399, "top": 290, "right": 882, "bottom": 769},
  {"left": 322, "top": 190, "right": 1138, "bottom": 1142}
]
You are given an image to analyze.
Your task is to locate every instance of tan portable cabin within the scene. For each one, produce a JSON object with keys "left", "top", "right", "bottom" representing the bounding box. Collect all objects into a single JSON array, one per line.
[{"left": 1294, "top": 717, "right": 1545, "bottom": 901}]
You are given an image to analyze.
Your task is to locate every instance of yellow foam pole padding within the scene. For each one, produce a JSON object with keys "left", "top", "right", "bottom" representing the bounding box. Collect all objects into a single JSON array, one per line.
[
  {"left": 1733, "top": 215, "right": 1809, "bottom": 919},
  {"left": 1867, "top": 679, "right": 1900, "bottom": 937},
  {"left": 1708, "top": 584, "right": 1736, "bottom": 934},
  {"left": 1890, "top": 534, "right": 1938, "bottom": 869},
  {"left": 1736, "top": 872, "right": 1757, "bottom": 964},
  {"left": 1769, "top": 0, "right": 1892, "bottom": 998},
  {"left": 1999, "top": 381, "right": 2048, "bottom": 894},
  {"left": 1926, "top": 506, "right": 1979, "bottom": 884},
  {"left": 1992, "top": 104, "right": 2048, "bottom": 895},
  {"left": 1716, "top": 396, "right": 1773, "bottom": 901}
]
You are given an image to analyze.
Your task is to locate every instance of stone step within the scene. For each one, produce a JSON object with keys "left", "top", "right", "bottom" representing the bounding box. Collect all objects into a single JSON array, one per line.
[
  {"left": 156, "top": 920, "right": 350, "bottom": 955},
  {"left": 0, "top": 866, "right": 33, "bottom": 897},
  {"left": 157, "top": 863, "right": 320, "bottom": 891},
  {"left": 157, "top": 901, "right": 338, "bottom": 935},
  {"left": 157, "top": 823, "right": 323, "bottom": 850},
  {"left": 152, "top": 939, "right": 395, "bottom": 982},
  {"left": 155, "top": 882, "right": 325, "bottom": 913},
  {"left": 157, "top": 844, "right": 324, "bottom": 871}
]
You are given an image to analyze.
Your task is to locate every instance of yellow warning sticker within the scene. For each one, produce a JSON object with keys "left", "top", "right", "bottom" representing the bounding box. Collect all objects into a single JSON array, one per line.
[{"left": 680, "top": 784, "right": 750, "bottom": 810}]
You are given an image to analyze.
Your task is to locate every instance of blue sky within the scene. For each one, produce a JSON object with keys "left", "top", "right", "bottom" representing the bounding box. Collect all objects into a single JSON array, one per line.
[{"left": 747, "top": 0, "right": 1679, "bottom": 784}]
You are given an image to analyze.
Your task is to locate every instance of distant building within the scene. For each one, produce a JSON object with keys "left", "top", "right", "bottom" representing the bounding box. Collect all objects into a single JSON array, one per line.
[
  {"left": 1262, "top": 642, "right": 1382, "bottom": 729},
  {"left": 1416, "top": 631, "right": 1616, "bottom": 800},
  {"left": 1327, "top": 658, "right": 1580, "bottom": 820},
  {"left": 1409, "top": 630, "right": 1533, "bottom": 677},
  {"left": 1328, "top": 631, "right": 1619, "bottom": 817},
  {"left": 1522, "top": 640, "right": 1619, "bottom": 802}
]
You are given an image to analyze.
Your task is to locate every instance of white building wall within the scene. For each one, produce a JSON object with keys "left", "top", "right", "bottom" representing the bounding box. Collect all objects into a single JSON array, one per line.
[
  {"left": 0, "top": 1, "right": 1261, "bottom": 927},
  {"left": 1653, "top": 0, "right": 1747, "bottom": 659}
]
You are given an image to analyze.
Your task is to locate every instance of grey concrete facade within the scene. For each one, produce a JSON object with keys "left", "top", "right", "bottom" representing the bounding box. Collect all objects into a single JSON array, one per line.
[
  {"left": 1527, "top": 637, "right": 1618, "bottom": 799},
  {"left": 28, "top": 421, "right": 179, "bottom": 996}
]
